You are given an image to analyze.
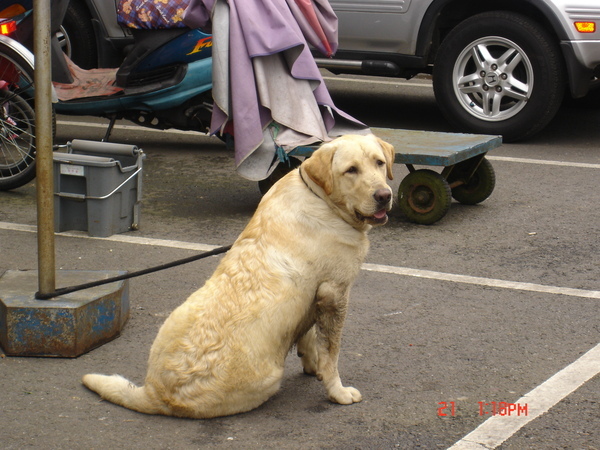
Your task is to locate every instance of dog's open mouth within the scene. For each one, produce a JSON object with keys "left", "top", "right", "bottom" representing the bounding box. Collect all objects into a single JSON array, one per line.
[{"left": 356, "top": 208, "right": 388, "bottom": 224}]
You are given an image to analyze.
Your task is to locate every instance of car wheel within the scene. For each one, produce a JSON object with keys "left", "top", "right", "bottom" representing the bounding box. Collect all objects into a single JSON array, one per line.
[
  {"left": 433, "top": 11, "right": 565, "bottom": 142},
  {"left": 59, "top": 1, "right": 98, "bottom": 69}
]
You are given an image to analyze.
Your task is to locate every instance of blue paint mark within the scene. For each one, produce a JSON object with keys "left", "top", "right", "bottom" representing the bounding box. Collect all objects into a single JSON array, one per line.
[{"left": 91, "top": 300, "right": 118, "bottom": 335}]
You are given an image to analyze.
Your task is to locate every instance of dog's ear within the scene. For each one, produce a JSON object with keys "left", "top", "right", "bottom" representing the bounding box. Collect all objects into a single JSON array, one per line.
[
  {"left": 302, "top": 142, "right": 336, "bottom": 195},
  {"left": 374, "top": 136, "right": 395, "bottom": 180}
]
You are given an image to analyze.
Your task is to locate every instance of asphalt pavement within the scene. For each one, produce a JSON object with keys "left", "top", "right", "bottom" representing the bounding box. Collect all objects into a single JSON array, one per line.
[{"left": 0, "top": 76, "right": 599, "bottom": 449}]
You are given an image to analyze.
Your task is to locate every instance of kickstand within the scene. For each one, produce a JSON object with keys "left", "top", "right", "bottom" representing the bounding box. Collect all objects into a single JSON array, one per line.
[{"left": 102, "top": 115, "right": 117, "bottom": 142}]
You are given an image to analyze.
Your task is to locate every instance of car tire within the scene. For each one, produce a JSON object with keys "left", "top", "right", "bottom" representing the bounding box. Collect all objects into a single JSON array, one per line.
[
  {"left": 60, "top": 1, "right": 98, "bottom": 69},
  {"left": 433, "top": 11, "right": 565, "bottom": 142}
]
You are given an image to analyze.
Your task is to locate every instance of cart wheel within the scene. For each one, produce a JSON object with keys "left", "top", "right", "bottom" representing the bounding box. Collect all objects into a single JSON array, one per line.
[
  {"left": 258, "top": 157, "right": 302, "bottom": 195},
  {"left": 398, "top": 169, "right": 452, "bottom": 224},
  {"left": 451, "top": 158, "right": 496, "bottom": 205}
]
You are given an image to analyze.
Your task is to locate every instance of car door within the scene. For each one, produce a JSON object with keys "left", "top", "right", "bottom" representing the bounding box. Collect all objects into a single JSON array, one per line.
[{"left": 328, "top": 0, "right": 419, "bottom": 54}]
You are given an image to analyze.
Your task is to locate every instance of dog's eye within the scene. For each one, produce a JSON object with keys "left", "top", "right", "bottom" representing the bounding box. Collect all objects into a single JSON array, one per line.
[
  {"left": 345, "top": 166, "right": 358, "bottom": 175},
  {"left": 376, "top": 159, "right": 385, "bottom": 167}
]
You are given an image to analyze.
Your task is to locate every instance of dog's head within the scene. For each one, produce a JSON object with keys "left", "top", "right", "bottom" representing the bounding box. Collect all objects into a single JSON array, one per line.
[{"left": 301, "top": 134, "right": 395, "bottom": 229}]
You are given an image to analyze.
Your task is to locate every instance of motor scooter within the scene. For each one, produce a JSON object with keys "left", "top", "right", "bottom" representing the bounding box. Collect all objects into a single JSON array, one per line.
[{"left": 0, "top": 0, "right": 215, "bottom": 190}]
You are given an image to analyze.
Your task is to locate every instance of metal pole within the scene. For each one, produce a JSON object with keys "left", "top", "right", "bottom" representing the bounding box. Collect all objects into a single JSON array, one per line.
[{"left": 34, "top": 0, "right": 55, "bottom": 295}]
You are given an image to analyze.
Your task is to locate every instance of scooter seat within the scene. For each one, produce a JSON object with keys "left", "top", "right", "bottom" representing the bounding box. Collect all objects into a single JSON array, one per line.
[{"left": 115, "top": 28, "right": 189, "bottom": 88}]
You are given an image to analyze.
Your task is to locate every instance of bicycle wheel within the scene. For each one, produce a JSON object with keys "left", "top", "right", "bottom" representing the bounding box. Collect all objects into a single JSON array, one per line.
[
  {"left": 0, "top": 89, "right": 36, "bottom": 190},
  {"left": 0, "top": 36, "right": 35, "bottom": 105},
  {"left": 0, "top": 36, "right": 55, "bottom": 190}
]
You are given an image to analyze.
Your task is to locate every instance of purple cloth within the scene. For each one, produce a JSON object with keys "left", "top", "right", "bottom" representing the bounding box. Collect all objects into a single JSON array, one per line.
[
  {"left": 184, "top": 0, "right": 369, "bottom": 180},
  {"left": 182, "top": 0, "right": 213, "bottom": 28}
]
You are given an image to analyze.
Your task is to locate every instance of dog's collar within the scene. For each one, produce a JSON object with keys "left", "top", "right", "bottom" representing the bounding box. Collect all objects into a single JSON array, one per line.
[{"left": 299, "top": 166, "right": 323, "bottom": 200}]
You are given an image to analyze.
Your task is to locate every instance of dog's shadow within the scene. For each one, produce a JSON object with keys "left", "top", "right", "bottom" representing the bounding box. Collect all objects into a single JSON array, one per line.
[{"left": 262, "top": 371, "right": 332, "bottom": 415}]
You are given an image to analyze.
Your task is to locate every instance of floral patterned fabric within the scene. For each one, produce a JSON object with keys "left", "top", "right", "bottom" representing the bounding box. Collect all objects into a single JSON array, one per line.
[{"left": 117, "top": 0, "right": 190, "bottom": 29}]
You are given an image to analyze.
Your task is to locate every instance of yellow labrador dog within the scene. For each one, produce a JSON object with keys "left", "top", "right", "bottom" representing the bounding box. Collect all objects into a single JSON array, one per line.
[{"left": 82, "top": 134, "right": 395, "bottom": 418}]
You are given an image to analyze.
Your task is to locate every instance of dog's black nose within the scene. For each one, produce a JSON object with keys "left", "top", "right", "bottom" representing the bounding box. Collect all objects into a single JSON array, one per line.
[{"left": 374, "top": 189, "right": 392, "bottom": 205}]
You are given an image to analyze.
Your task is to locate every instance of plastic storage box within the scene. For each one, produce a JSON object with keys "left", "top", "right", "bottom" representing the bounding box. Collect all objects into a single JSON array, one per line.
[{"left": 53, "top": 140, "right": 144, "bottom": 237}]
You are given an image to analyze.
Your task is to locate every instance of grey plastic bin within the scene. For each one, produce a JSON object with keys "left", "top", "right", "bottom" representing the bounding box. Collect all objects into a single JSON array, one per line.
[{"left": 53, "top": 140, "right": 144, "bottom": 237}]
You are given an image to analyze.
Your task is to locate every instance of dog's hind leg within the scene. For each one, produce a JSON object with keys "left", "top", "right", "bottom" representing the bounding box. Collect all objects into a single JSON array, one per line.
[
  {"left": 297, "top": 326, "right": 319, "bottom": 376},
  {"left": 313, "top": 282, "right": 362, "bottom": 405}
]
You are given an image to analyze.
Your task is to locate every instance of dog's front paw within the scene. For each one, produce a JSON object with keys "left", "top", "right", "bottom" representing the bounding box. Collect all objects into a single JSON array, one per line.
[{"left": 328, "top": 386, "right": 362, "bottom": 405}]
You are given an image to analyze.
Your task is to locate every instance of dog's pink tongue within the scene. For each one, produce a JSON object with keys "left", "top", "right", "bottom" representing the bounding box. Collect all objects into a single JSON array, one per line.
[{"left": 374, "top": 209, "right": 387, "bottom": 219}]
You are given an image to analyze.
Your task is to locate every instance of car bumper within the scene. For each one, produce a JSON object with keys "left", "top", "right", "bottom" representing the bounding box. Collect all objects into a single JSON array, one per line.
[{"left": 561, "top": 40, "right": 600, "bottom": 97}]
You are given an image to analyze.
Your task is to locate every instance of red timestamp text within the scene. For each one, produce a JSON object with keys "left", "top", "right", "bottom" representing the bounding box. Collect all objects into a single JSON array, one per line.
[
  {"left": 437, "top": 401, "right": 529, "bottom": 417},
  {"left": 479, "top": 401, "right": 528, "bottom": 416}
]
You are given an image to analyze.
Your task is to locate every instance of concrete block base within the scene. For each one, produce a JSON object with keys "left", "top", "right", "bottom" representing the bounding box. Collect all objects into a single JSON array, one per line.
[{"left": 0, "top": 270, "right": 129, "bottom": 357}]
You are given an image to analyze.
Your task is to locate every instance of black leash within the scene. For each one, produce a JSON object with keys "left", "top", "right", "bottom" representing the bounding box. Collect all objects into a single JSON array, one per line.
[{"left": 34, "top": 244, "right": 232, "bottom": 300}]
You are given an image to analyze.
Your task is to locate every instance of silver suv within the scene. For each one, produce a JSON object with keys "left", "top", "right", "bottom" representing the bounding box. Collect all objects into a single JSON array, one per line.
[{"left": 317, "top": 0, "right": 600, "bottom": 141}]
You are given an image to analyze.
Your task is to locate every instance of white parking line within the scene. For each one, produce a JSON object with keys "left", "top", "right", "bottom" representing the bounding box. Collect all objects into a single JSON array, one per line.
[
  {"left": 0, "top": 222, "right": 600, "bottom": 299},
  {"left": 2, "top": 222, "right": 598, "bottom": 300},
  {"left": 362, "top": 263, "right": 600, "bottom": 299},
  {"left": 54, "top": 121, "right": 600, "bottom": 171},
  {"left": 448, "top": 342, "right": 600, "bottom": 449},
  {"left": 0, "top": 222, "right": 221, "bottom": 251},
  {"left": 56, "top": 120, "right": 208, "bottom": 136},
  {"left": 487, "top": 155, "right": 600, "bottom": 170}
]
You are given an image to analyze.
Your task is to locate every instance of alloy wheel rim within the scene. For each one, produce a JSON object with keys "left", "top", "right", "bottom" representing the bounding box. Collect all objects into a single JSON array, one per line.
[{"left": 452, "top": 36, "right": 533, "bottom": 122}]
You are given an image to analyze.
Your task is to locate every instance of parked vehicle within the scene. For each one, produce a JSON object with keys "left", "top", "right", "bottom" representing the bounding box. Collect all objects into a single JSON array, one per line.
[
  {"left": 316, "top": 0, "right": 600, "bottom": 141},
  {"left": 0, "top": 0, "right": 213, "bottom": 190},
  {"left": 0, "top": 0, "right": 94, "bottom": 67},
  {"left": 52, "top": 0, "right": 600, "bottom": 141},
  {"left": 0, "top": 31, "right": 37, "bottom": 190}
]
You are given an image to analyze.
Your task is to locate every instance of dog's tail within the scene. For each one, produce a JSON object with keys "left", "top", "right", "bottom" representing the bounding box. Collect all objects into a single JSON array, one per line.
[{"left": 82, "top": 374, "right": 163, "bottom": 415}]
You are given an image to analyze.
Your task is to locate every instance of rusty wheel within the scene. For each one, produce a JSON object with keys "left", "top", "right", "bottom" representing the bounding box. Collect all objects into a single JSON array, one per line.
[
  {"left": 450, "top": 158, "right": 496, "bottom": 205},
  {"left": 398, "top": 169, "right": 451, "bottom": 224}
]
